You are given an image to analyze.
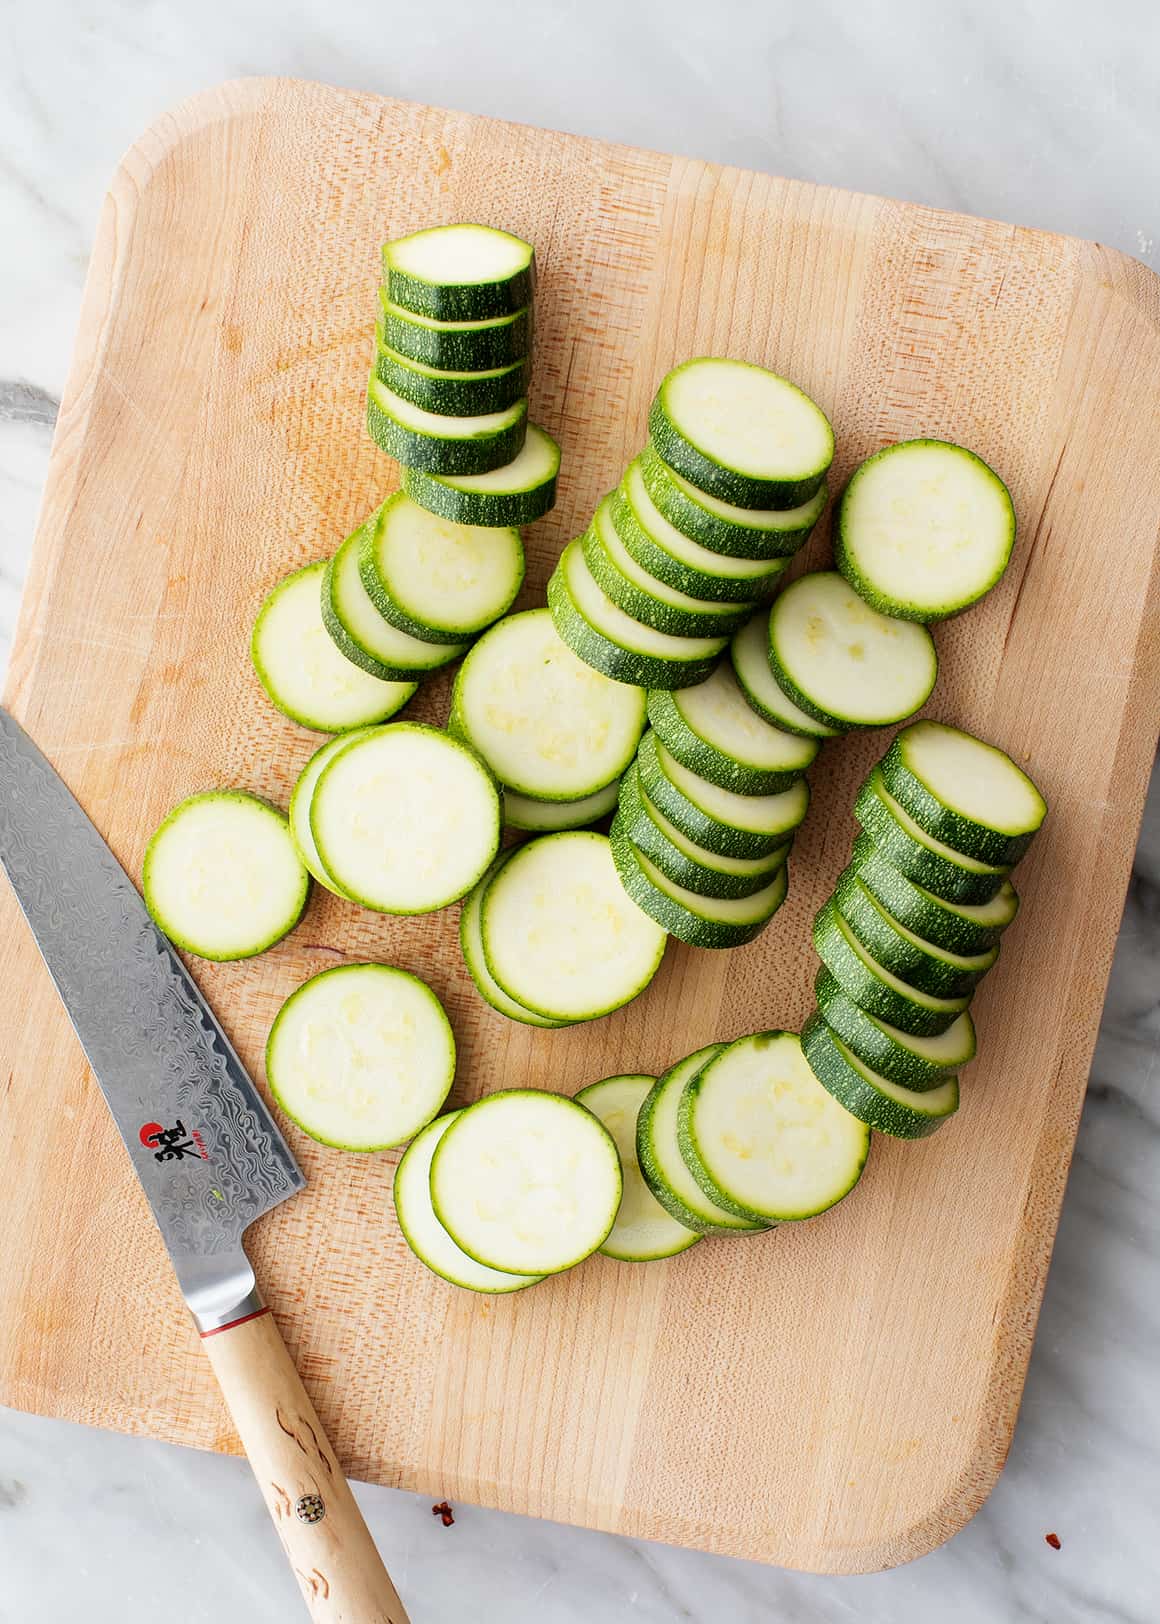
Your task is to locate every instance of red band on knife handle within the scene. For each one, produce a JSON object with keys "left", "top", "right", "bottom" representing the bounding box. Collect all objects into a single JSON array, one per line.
[{"left": 200, "top": 1306, "right": 271, "bottom": 1339}]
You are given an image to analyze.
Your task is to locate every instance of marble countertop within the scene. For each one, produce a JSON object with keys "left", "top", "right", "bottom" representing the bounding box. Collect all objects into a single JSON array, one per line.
[{"left": 2, "top": 4, "right": 1157, "bottom": 1620}]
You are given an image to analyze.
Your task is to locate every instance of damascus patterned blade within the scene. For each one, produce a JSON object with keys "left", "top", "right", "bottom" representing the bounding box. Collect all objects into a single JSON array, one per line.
[{"left": 0, "top": 707, "right": 304, "bottom": 1318}]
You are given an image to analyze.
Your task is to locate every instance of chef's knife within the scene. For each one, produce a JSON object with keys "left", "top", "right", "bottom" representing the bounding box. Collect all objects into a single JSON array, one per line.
[{"left": 0, "top": 706, "right": 410, "bottom": 1624}]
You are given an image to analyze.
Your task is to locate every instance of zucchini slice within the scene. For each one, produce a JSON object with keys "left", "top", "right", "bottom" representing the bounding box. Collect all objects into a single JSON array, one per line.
[
  {"left": 503, "top": 779, "right": 620, "bottom": 832},
  {"left": 311, "top": 723, "right": 500, "bottom": 914},
  {"left": 253, "top": 559, "right": 419, "bottom": 730},
  {"left": 394, "top": 1112, "right": 544, "bottom": 1292},
  {"left": 619, "top": 763, "right": 791, "bottom": 899},
  {"left": 383, "top": 224, "right": 534, "bottom": 322},
  {"left": 143, "top": 791, "right": 308, "bottom": 962},
  {"left": 373, "top": 330, "right": 528, "bottom": 417},
  {"left": 265, "top": 963, "right": 454, "bottom": 1151},
  {"left": 548, "top": 538, "right": 728, "bottom": 691},
  {"left": 480, "top": 831, "right": 667, "bottom": 1022},
  {"left": 833, "top": 867, "right": 998, "bottom": 998},
  {"left": 380, "top": 291, "right": 531, "bottom": 371},
  {"left": 767, "top": 572, "right": 938, "bottom": 730},
  {"left": 583, "top": 496, "right": 750, "bottom": 639},
  {"left": 637, "top": 728, "right": 810, "bottom": 859},
  {"left": 402, "top": 422, "right": 560, "bottom": 528},
  {"left": 358, "top": 492, "right": 524, "bottom": 642},
  {"left": 367, "top": 377, "right": 527, "bottom": 475},
  {"left": 459, "top": 854, "right": 569, "bottom": 1028},
  {"left": 429, "top": 1089, "right": 622, "bottom": 1274},
  {"left": 814, "top": 968, "right": 975, "bottom": 1091},
  {"left": 801, "top": 1013, "right": 960, "bottom": 1139},
  {"left": 855, "top": 768, "right": 1009, "bottom": 904},
  {"left": 574, "top": 1075, "right": 702, "bottom": 1262},
  {"left": 812, "top": 898, "right": 970, "bottom": 1036},
  {"left": 613, "top": 459, "right": 789, "bottom": 601},
  {"left": 677, "top": 1031, "right": 869, "bottom": 1222},
  {"left": 647, "top": 659, "right": 818, "bottom": 795},
  {"left": 288, "top": 729, "right": 377, "bottom": 896},
  {"left": 879, "top": 719, "right": 1046, "bottom": 866},
  {"left": 636, "top": 1047, "right": 767, "bottom": 1234},
  {"left": 611, "top": 822, "right": 788, "bottom": 949},
  {"left": 850, "top": 831, "right": 1018, "bottom": 955},
  {"left": 836, "top": 439, "right": 1016, "bottom": 622},
  {"left": 649, "top": 358, "right": 834, "bottom": 509},
  {"left": 323, "top": 521, "right": 469, "bottom": 679},
  {"left": 639, "top": 443, "right": 828, "bottom": 559},
  {"left": 729, "top": 612, "right": 843, "bottom": 740},
  {"left": 450, "top": 607, "right": 645, "bottom": 801}
]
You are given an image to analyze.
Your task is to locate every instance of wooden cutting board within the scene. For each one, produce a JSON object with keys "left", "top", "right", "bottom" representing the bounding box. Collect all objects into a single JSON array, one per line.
[{"left": 2, "top": 77, "right": 1158, "bottom": 1576}]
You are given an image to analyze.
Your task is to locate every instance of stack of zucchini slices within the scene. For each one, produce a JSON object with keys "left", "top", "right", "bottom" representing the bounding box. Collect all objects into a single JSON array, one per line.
[{"left": 803, "top": 719, "right": 1045, "bottom": 1139}]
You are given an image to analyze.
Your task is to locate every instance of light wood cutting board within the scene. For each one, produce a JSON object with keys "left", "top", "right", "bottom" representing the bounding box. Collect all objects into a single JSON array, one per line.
[{"left": 1, "top": 77, "right": 1158, "bottom": 1575}]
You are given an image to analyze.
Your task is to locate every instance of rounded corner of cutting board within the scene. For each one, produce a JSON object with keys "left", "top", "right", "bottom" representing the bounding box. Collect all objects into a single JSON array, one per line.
[{"left": 104, "top": 77, "right": 303, "bottom": 191}]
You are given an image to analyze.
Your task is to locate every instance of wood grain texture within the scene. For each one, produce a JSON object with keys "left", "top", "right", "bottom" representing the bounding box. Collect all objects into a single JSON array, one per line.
[{"left": 1, "top": 77, "right": 1158, "bottom": 1574}]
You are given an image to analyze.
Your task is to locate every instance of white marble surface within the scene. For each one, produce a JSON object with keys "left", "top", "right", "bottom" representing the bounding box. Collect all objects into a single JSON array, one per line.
[{"left": 2, "top": 3, "right": 1158, "bottom": 1619}]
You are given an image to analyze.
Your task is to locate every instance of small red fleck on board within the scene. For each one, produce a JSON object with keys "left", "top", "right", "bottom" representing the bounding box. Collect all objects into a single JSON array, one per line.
[{"left": 1045, "top": 1532, "right": 1061, "bottom": 1550}]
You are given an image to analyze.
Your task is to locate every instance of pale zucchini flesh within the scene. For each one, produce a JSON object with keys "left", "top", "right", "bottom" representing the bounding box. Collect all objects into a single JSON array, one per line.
[
  {"left": 880, "top": 719, "right": 1046, "bottom": 865},
  {"left": 832, "top": 868, "right": 999, "bottom": 998},
  {"left": 583, "top": 496, "right": 750, "bottom": 639},
  {"left": 637, "top": 729, "right": 810, "bottom": 859},
  {"left": 459, "top": 855, "right": 568, "bottom": 1028},
  {"left": 619, "top": 764, "right": 791, "bottom": 900},
  {"left": 503, "top": 779, "right": 620, "bottom": 832},
  {"left": 383, "top": 224, "right": 534, "bottom": 321},
  {"left": 639, "top": 443, "right": 828, "bottom": 559},
  {"left": 801, "top": 1013, "right": 960, "bottom": 1140},
  {"left": 324, "top": 522, "right": 468, "bottom": 679},
  {"left": 288, "top": 729, "right": 377, "bottom": 896},
  {"left": 575, "top": 1075, "right": 701, "bottom": 1261},
  {"left": 366, "top": 376, "right": 527, "bottom": 475},
  {"left": 855, "top": 769, "right": 1009, "bottom": 904},
  {"left": 849, "top": 831, "right": 1018, "bottom": 954},
  {"left": 402, "top": 422, "right": 560, "bottom": 527},
  {"left": 812, "top": 898, "right": 970, "bottom": 1036},
  {"left": 647, "top": 659, "right": 817, "bottom": 794},
  {"left": 729, "top": 612, "right": 843, "bottom": 739},
  {"left": 611, "top": 823, "right": 788, "bottom": 949},
  {"left": 814, "top": 968, "right": 976, "bottom": 1091}
]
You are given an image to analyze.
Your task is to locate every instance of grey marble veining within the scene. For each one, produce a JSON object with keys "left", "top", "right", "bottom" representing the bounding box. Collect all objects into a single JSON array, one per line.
[{"left": 1, "top": 3, "right": 1158, "bottom": 1620}]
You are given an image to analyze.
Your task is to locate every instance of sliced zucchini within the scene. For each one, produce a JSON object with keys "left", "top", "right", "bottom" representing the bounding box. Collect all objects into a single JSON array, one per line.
[
  {"left": 619, "top": 763, "right": 790, "bottom": 900},
  {"left": 636, "top": 728, "right": 809, "bottom": 859},
  {"left": 812, "top": 898, "right": 970, "bottom": 1036},
  {"left": 503, "top": 779, "right": 620, "bottom": 832},
  {"left": 358, "top": 492, "right": 524, "bottom": 643},
  {"left": 253, "top": 559, "right": 419, "bottom": 730},
  {"left": 574, "top": 1075, "right": 701, "bottom": 1261},
  {"left": 835, "top": 439, "right": 1016, "bottom": 622},
  {"left": 367, "top": 377, "right": 527, "bottom": 475},
  {"left": 879, "top": 719, "right": 1047, "bottom": 866},
  {"left": 647, "top": 659, "right": 818, "bottom": 795},
  {"left": 635, "top": 1047, "right": 767, "bottom": 1234},
  {"left": 855, "top": 768, "right": 1008, "bottom": 904},
  {"left": 814, "top": 968, "right": 975, "bottom": 1091},
  {"left": 449, "top": 607, "right": 645, "bottom": 800},
  {"left": 322, "top": 521, "right": 469, "bottom": 680},
  {"left": 288, "top": 729, "right": 376, "bottom": 896},
  {"left": 729, "top": 612, "right": 843, "bottom": 740},
  {"left": 380, "top": 290, "right": 531, "bottom": 371},
  {"left": 402, "top": 422, "right": 560, "bottom": 528},
  {"left": 143, "top": 791, "right": 308, "bottom": 962},
  {"left": 850, "top": 831, "right": 1018, "bottom": 955},
  {"left": 582, "top": 496, "right": 749, "bottom": 639},
  {"left": 459, "top": 854, "right": 568, "bottom": 1028},
  {"left": 429, "top": 1089, "right": 622, "bottom": 1274},
  {"left": 548, "top": 538, "right": 728, "bottom": 691},
  {"left": 480, "top": 831, "right": 667, "bottom": 1022},
  {"left": 394, "top": 1112, "right": 543, "bottom": 1292},
  {"left": 311, "top": 723, "right": 500, "bottom": 914},
  {"left": 611, "top": 822, "right": 788, "bottom": 948},
  {"left": 801, "top": 1013, "right": 960, "bottom": 1140},
  {"left": 613, "top": 459, "right": 789, "bottom": 601},
  {"left": 373, "top": 329, "right": 528, "bottom": 416},
  {"left": 677, "top": 1031, "right": 869, "bottom": 1222},
  {"left": 833, "top": 867, "right": 999, "bottom": 998},
  {"left": 639, "top": 443, "right": 828, "bottom": 559},
  {"left": 767, "top": 571, "right": 938, "bottom": 730},
  {"left": 649, "top": 358, "right": 834, "bottom": 509},
  {"left": 383, "top": 224, "right": 534, "bottom": 322},
  {"left": 265, "top": 963, "right": 454, "bottom": 1151}
]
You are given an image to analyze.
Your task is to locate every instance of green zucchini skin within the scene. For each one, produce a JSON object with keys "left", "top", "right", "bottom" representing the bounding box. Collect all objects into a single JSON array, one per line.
[
  {"left": 729, "top": 613, "right": 843, "bottom": 740},
  {"left": 646, "top": 687, "right": 807, "bottom": 796},
  {"left": 373, "top": 334, "right": 529, "bottom": 416},
  {"left": 832, "top": 868, "right": 999, "bottom": 999},
  {"left": 878, "top": 726, "right": 1045, "bottom": 866},
  {"left": 581, "top": 518, "right": 749, "bottom": 640},
  {"left": 814, "top": 969, "right": 975, "bottom": 1091},
  {"left": 854, "top": 771, "right": 1008, "bottom": 904},
  {"left": 812, "top": 898, "right": 969, "bottom": 1037},
  {"left": 636, "top": 729, "right": 808, "bottom": 860},
  {"left": 383, "top": 226, "right": 534, "bottom": 322},
  {"left": 801, "top": 1013, "right": 960, "bottom": 1140},
  {"left": 380, "top": 293, "right": 532, "bottom": 370},
  {"left": 366, "top": 383, "right": 527, "bottom": 475},
  {"left": 610, "top": 479, "right": 786, "bottom": 603},
  {"left": 849, "top": 831, "right": 1018, "bottom": 954},
  {"left": 402, "top": 424, "right": 560, "bottom": 528},
  {"left": 639, "top": 444, "right": 827, "bottom": 559},
  {"left": 618, "top": 766, "right": 791, "bottom": 900},
  {"left": 611, "top": 821, "right": 788, "bottom": 948}
]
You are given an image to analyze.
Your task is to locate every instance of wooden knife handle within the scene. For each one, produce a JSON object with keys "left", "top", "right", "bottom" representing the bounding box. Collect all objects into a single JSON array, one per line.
[{"left": 201, "top": 1307, "right": 410, "bottom": 1624}]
